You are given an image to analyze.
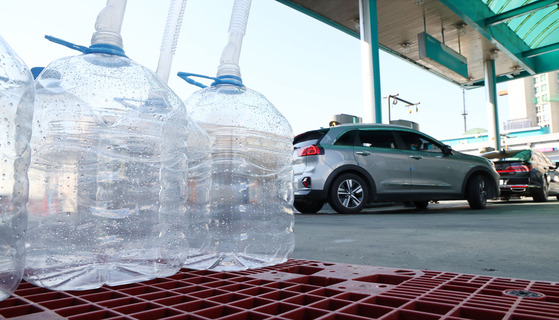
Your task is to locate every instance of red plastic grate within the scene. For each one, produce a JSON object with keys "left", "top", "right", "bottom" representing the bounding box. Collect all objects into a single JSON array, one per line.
[{"left": 1, "top": 259, "right": 558, "bottom": 319}]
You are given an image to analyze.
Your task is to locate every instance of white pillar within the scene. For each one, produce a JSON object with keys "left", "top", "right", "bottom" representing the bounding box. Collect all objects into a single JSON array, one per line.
[
  {"left": 484, "top": 58, "right": 500, "bottom": 151},
  {"left": 359, "top": 0, "right": 382, "bottom": 123}
]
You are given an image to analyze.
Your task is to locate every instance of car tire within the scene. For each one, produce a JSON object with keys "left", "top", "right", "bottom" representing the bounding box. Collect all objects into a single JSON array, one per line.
[
  {"left": 532, "top": 179, "right": 549, "bottom": 202},
  {"left": 329, "top": 173, "right": 368, "bottom": 214},
  {"left": 414, "top": 201, "right": 429, "bottom": 209},
  {"left": 466, "top": 174, "right": 488, "bottom": 210},
  {"left": 293, "top": 201, "right": 324, "bottom": 214}
]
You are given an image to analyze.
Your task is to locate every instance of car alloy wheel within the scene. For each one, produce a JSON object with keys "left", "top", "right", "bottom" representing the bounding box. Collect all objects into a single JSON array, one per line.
[
  {"left": 329, "top": 173, "right": 368, "bottom": 214},
  {"left": 466, "top": 174, "right": 488, "bottom": 209},
  {"left": 533, "top": 179, "right": 549, "bottom": 202}
]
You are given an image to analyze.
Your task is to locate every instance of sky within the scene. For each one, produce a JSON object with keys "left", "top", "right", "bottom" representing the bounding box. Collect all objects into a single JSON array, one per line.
[{"left": 0, "top": 0, "right": 510, "bottom": 141}]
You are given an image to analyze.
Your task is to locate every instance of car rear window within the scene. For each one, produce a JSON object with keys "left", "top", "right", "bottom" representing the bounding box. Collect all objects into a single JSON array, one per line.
[
  {"left": 293, "top": 129, "right": 328, "bottom": 145},
  {"left": 484, "top": 150, "right": 532, "bottom": 161},
  {"left": 334, "top": 130, "right": 357, "bottom": 146}
]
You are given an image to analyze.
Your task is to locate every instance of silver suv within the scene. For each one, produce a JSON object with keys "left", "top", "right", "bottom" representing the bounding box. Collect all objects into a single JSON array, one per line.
[{"left": 292, "top": 124, "right": 499, "bottom": 214}]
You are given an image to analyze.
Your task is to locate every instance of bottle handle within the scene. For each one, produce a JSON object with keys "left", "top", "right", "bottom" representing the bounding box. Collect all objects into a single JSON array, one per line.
[
  {"left": 44, "top": 35, "right": 127, "bottom": 57},
  {"left": 177, "top": 72, "right": 213, "bottom": 88},
  {"left": 177, "top": 72, "right": 244, "bottom": 88}
]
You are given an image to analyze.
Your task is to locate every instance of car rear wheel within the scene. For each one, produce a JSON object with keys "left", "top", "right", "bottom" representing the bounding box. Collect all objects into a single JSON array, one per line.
[
  {"left": 329, "top": 173, "right": 368, "bottom": 214},
  {"left": 293, "top": 201, "right": 324, "bottom": 214},
  {"left": 414, "top": 201, "right": 429, "bottom": 209},
  {"left": 466, "top": 174, "right": 488, "bottom": 209},
  {"left": 532, "top": 179, "right": 549, "bottom": 202}
]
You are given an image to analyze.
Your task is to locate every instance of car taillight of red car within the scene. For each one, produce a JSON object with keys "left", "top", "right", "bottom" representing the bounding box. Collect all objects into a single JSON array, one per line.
[{"left": 497, "top": 164, "right": 531, "bottom": 174}]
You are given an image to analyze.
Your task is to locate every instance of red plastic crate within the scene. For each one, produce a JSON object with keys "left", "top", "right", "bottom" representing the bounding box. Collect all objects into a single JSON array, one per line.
[{"left": 1, "top": 259, "right": 558, "bottom": 319}]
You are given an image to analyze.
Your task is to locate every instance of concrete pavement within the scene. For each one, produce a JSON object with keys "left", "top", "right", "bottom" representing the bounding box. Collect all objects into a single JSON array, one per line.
[{"left": 291, "top": 199, "right": 559, "bottom": 282}]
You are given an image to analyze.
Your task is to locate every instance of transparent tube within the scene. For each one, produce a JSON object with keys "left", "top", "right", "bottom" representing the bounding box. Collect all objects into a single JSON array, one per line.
[
  {"left": 216, "top": 0, "right": 252, "bottom": 78},
  {"left": 156, "top": 0, "right": 188, "bottom": 83},
  {"left": 90, "top": 0, "right": 127, "bottom": 48}
]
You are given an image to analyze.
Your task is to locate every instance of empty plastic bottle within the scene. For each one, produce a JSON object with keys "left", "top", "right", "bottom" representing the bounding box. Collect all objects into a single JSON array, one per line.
[
  {"left": 24, "top": 1, "right": 188, "bottom": 291},
  {"left": 0, "top": 35, "right": 34, "bottom": 301},
  {"left": 184, "top": 79, "right": 294, "bottom": 271},
  {"left": 179, "top": 0, "right": 294, "bottom": 272}
]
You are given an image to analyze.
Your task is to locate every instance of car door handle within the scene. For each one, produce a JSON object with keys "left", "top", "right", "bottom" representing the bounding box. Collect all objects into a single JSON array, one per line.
[
  {"left": 410, "top": 155, "right": 423, "bottom": 160},
  {"left": 356, "top": 151, "right": 371, "bottom": 156}
]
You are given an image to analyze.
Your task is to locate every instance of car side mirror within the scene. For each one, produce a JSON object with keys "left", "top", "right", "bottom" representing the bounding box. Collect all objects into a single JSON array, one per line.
[
  {"left": 442, "top": 145, "right": 453, "bottom": 155},
  {"left": 362, "top": 143, "right": 372, "bottom": 148}
]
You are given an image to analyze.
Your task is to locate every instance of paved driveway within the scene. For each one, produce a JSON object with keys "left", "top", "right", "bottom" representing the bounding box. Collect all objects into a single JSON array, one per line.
[{"left": 291, "top": 199, "right": 559, "bottom": 282}]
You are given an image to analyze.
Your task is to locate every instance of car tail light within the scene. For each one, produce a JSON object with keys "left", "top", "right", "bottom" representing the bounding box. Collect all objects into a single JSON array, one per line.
[
  {"left": 302, "top": 177, "right": 311, "bottom": 188},
  {"left": 498, "top": 165, "right": 531, "bottom": 173},
  {"left": 297, "top": 145, "right": 323, "bottom": 157}
]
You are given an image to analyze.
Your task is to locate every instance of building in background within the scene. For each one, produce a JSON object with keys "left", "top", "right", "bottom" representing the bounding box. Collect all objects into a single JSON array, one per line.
[{"left": 505, "top": 71, "right": 559, "bottom": 133}]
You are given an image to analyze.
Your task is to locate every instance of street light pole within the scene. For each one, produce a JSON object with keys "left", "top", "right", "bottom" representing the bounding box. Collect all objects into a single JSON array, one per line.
[
  {"left": 387, "top": 94, "right": 397, "bottom": 123},
  {"left": 461, "top": 89, "right": 468, "bottom": 132},
  {"left": 385, "top": 94, "right": 420, "bottom": 124}
]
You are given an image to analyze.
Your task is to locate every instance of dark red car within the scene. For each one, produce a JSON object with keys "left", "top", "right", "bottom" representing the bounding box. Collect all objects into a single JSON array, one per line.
[{"left": 482, "top": 149, "right": 559, "bottom": 201}]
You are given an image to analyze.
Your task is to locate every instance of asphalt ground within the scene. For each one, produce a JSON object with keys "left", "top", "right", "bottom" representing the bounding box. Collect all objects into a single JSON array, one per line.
[{"left": 291, "top": 198, "right": 559, "bottom": 283}]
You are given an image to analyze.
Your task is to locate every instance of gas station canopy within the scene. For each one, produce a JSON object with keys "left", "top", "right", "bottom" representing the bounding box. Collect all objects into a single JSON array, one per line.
[{"left": 275, "top": 0, "right": 559, "bottom": 88}]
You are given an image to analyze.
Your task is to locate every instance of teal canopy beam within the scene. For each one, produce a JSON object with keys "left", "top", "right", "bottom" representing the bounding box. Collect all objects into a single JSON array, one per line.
[
  {"left": 440, "top": 0, "right": 537, "bottom": 75},
  {"left": 274, "top": 0, "right": 358, "bottom": 38},
  {"left": 531, "top": 50, "right": 559, "bottom": 73},
  {"left": 484, "top": 0, "right": 559, "bottom": 26},
  {"left": 523, "top": 42, "right": 559, "bottom": 58},
  {"left": 463, "top": 70, "right": 532, "bottom": 88}
]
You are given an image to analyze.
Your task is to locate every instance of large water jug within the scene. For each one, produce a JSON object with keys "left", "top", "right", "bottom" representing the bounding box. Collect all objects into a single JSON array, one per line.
[
  {"left": 0, "top": 35, "right": 33, "bottom": 301},
  {"left": 180, "top": 0, "right": 294, "bottom": 271},
  {"left": 24, "top": 1, "right": 188, "bottom": 291},
  {"left": 184, "top": 80, "right": 295, "bottom": 271},
  {"left": 25, "top": 52, "right": 189, "bottom": 291}
]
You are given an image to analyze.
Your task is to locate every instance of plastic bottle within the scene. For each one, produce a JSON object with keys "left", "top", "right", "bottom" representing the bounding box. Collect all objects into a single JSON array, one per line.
[
  {"left": 0, "top": 35, "right": 33, "bottom": 301},
  {"left": 180, "top": 0, "right": 294, "bottom": 271},
  {"left": 24, "top": 1, "right": 189, "bottom": 291},
  {"left": 184, "top": 79, "right": 294, "bottom": 271}
]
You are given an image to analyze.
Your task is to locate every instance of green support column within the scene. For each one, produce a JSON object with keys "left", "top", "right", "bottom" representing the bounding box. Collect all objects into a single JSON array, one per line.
[
  {"left": 484, "top": 57, "right": 500, "bottom": 151},
  {"left": 359, "top": 0, "right": 382, "bottom": 124}
]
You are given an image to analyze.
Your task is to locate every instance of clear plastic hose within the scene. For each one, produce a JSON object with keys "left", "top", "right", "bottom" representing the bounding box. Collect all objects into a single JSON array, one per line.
[
  {"left": 216, "top": 0, "right": 252, "bottom": 79},
  {"left": 157, "top": 0, "right": 188, "bottom": 83},
  {"left": 90, "top": 0, "right": 127, "bottom": 49}
]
